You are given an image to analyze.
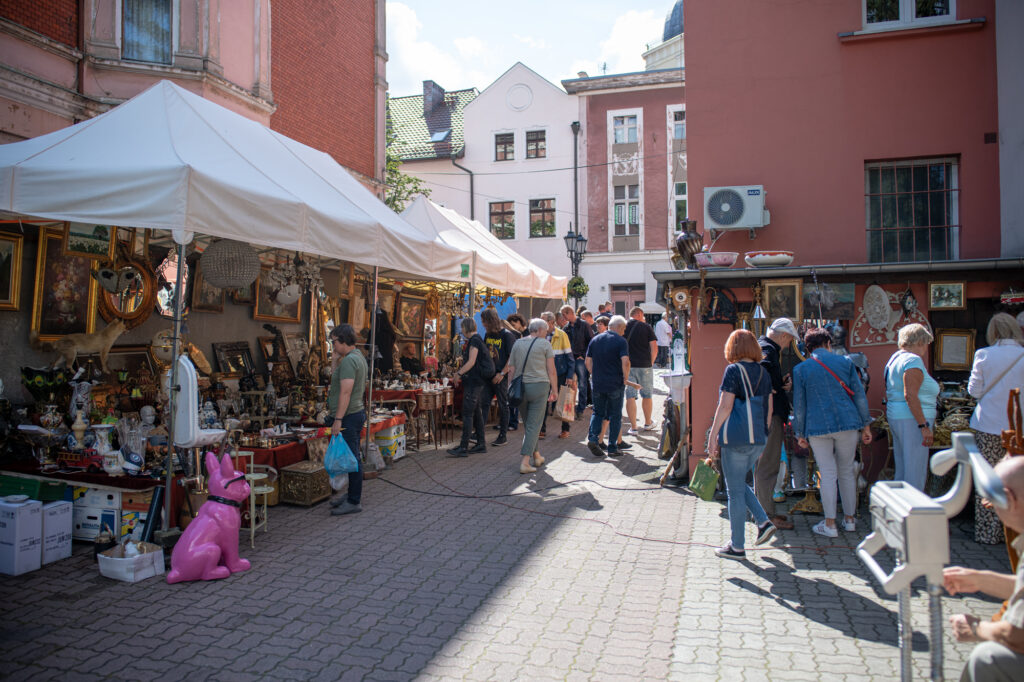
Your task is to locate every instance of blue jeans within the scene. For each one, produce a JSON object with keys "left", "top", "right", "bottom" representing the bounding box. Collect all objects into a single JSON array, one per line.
[
  {"left": 721, "top": 443, "right": 769, "bottom": 550},
  {"left": 574, "top": 357, "right": 589, "bottom": 411},
  {"left": 588, "top": 387, "right": 624, "bottom": 453},
  {"left": 890, "top": 417, "right": 930, "bottom": 491},
  {"left": 338, "top": 411, "right": 364, "bottom": 504}
]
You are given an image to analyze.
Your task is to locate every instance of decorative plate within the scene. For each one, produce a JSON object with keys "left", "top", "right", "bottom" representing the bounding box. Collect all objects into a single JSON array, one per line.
[
  {"left": 744, "top": 250, "right": 794, "bottom": 267},
  {"left": 862, "top": 285, "right": 891, "bottom": 330}
]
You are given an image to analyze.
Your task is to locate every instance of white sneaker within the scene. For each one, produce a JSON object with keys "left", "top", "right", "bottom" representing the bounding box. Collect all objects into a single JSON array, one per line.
[
  {"left": 627, "top": 427, "right": 639, "bottom": 436},
  {"left": 641, "top": 423, "right": 656, "bottom": 431},
  {"left": 842, "top": 519, "right": 857, "bottom": 532},
  {"left": 812, "top": 520, "right": 838, "bottom": 538}
]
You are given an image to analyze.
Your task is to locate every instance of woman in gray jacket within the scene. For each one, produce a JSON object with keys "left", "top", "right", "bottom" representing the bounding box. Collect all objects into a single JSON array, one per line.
[{"left": 507, "top": 319, "right": 558, "bottom": 474}]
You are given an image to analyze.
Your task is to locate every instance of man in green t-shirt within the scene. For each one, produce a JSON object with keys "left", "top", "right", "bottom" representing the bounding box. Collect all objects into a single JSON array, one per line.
[{"left": 327, "top": 324, "right": 367, "bottom": 516}]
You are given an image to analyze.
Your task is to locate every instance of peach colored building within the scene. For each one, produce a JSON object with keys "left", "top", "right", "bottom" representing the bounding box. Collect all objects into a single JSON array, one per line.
[{"left": 654, "top": 0, "right": 1024, "bottom": 467}]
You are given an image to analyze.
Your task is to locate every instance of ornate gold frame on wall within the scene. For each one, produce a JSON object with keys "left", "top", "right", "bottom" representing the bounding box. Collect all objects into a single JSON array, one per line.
[
  {"left": 32, "top": 226, "right": 98, "bottom": 342},
  {"left": 0, "top": 231, "right": 23, "bottom": 311},
  {"left": 62, "top": 221, "right": 116, "bottom": 260}
]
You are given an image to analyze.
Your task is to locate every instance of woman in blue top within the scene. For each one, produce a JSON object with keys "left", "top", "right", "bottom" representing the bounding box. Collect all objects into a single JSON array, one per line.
[
  {"left": 708, "top": 329, "right": 776, "bottom": 560},
  {"left": 884, "top": 323, "right": 939, "bottom": 491},
  {"left": 792, "top": 328, "right": 873, "bottom": 538}
]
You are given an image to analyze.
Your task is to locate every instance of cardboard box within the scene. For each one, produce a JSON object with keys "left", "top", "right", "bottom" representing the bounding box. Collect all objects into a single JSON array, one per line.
[
  {"left": 72, "top": 505, "right": 119, "bottom": 541},
  {"left": 0, "top": 499, "right": 42, "bottom": 576},
  {"left": 120, "top": 511, "right": 148, "bottom": 542},
  {"left": 42, "top": 501, "right": 72, "bottom": 565},
  {"left": 97, "top": 542, "right": 165, "bottom": 582},
  {"left": 121, "top": 489, "right": 154, "bottom": 512},
  {"left": 72, "top": 487, "right": 120, "bottom": 510}
]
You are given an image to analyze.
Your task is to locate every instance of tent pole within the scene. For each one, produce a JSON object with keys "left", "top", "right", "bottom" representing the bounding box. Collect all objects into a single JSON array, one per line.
[
  {"left": 163, "top": 239, "right": 186, "bottom": 531},
  {"left": 469, "top": 252, "right": 477, "bottom": 316},
  {"left": 364, "top": 266, "right": 379, "bottom": 462}
]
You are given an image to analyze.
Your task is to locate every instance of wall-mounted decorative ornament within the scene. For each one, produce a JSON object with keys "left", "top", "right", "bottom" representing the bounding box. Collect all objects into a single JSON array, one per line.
[{"left": 850, "top": 284, "right": 932, "bottom": 348}]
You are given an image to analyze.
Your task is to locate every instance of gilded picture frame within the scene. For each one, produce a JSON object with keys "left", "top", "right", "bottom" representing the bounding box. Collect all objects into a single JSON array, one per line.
[
  {"left": 394, "top": 293, "right": 426, "bottom": 337},
  {"left": 0, "top": 231, "right": 24, "bottom": 311},
  {"left": 253, "top": 266, "right": 301, "bottom": 323},
  {"left": 32, "top": 227, "right": 98, "bottom": 342},
  {"left": 213, "top": 341, "right": 254, "bottom": 378},
  {"left": 191, "top": 263, "right": 225, "bottom": 313},
  {"left": 935, "top": 328, "right": 975, "bottom": 371},
  {"left": 763, "top": 278, "right": 802, "bottom": 323},
  {"left": 62, "top": 221, "right": 116, "bottom": 260}
]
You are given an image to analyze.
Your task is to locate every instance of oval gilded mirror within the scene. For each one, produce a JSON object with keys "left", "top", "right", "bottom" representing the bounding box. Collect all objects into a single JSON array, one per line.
[
  {"left": 154, "top": 250, "right": 189, "bottom": 319},
  {"left": 97, "top": 258, "right": 156, "bottom": 329}
]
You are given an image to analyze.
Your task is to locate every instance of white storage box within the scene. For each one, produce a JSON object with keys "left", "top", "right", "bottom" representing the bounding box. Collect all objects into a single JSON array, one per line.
[
  {"left": 0, "top": 499, "right": 42, "bottom": 576},
  {"left": 73, "top": 505, "right": 119, "bottom": 541},
  {"left": 72, "top": 487, "right": 120, "bottom": 510},
  {"left": 42, "top": 501, "right": 73, "bottom": 564},
  {"left": 97, "top": 542, "right": 165, "bottom": 582},
  {"left": 375, "top": 423, "right": 407, "bottom": 461}
]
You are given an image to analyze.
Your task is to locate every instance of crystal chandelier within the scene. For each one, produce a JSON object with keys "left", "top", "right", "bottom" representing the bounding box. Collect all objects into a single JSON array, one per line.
[{"left": 265, "top": 251, "right": 324, "bottom": 304}]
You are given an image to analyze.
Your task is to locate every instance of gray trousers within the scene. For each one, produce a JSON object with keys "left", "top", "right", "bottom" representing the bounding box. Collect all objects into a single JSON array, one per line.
[
  {"left": 961, "top": 641, "right": 1024, "bottom": 681},
  {"left": 519, "top": 381, "right": 550, "bottom": 457},
  {"left": 754, "top": 414, "right": 785, "bottom": 517}
]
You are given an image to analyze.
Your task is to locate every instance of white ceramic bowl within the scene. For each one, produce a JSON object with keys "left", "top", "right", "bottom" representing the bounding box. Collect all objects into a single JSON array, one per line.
[{"left": 744, "top": 250, "right": 794, "bottom": 267}]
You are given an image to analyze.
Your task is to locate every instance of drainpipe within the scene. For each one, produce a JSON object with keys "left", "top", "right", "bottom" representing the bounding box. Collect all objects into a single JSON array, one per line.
[{"left": 451, "top": 152, "right": 474, "bottom": 220}]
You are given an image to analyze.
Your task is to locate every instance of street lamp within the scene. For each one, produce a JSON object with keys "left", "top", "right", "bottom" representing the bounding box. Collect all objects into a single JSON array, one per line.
[{"left": 564, "top": 224, "right": 587, "bottom": 306}]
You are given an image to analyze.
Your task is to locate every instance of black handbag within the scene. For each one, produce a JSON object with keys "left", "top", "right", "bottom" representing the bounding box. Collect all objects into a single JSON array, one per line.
[{"left": 508, "top": 338, "right": 538, "bottom": 408}]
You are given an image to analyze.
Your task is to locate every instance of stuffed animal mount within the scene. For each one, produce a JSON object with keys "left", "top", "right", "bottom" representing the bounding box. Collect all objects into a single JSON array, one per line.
[
  {"left": 29, "top": 319, "right": 126, "bottom": 374},
  {"left": 167, "top": 452, "right": 251, "bottom": 583}
]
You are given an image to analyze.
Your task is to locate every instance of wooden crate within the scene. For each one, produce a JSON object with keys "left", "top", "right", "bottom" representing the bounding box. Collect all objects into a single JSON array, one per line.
[{"left": 279, "top": 461, "right": 330, "bottom": 506}]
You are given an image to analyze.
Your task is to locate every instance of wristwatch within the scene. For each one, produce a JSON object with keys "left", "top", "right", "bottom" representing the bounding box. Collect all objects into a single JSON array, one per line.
[{"left": 918, "top": 423, "right": 929, "bottom": 429}]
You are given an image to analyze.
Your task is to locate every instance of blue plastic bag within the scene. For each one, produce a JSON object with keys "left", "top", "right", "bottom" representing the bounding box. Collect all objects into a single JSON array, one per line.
[{"left": 325, "top": 434, "right": 359, "bottom": 477}]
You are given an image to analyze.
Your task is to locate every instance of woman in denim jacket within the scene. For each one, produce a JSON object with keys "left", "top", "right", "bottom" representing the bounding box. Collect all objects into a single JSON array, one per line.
[{"left": 793, "top": 328, "right": 873, "bottom": 537}]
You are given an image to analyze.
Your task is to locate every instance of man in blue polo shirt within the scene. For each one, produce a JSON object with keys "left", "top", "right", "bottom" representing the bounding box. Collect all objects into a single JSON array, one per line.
[{"left": 585, "top": 315, "right": 630, "bottom": 457}]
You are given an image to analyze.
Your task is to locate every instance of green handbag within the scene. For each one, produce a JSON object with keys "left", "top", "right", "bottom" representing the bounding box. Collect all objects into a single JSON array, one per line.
[{"left": 688, "top": 457, "right": 720, "bottom": 502}]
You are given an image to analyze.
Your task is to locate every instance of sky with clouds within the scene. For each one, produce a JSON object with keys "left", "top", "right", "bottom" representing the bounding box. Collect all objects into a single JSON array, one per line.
[{"left": 386, "top": 0, "right": 676, "bottom": 96}]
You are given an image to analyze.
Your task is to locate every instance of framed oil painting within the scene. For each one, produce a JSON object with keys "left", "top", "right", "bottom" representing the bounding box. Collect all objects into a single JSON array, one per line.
[
  {"left": 254, "top": 266, "right": 301, "bottom": 323},
  {"left": 802, "top": 282, "right": 855, "bottom": 320},
  {"left": 191, "top": 263, "right": 225, "bottom": 313},
  {"left": 258, "top": 336, "right": 296, "bottom": 384},
  {"left": 63, "top": 222, "right": 115, "bottom": 260},
  {"left": 229, "top": 283, "right": 254, "bottom": 304},
  {"left": 929, "top": 281, "right": 966, "bottom": 311},
  {"left": 213, "top": 341, "right": 254, "bottom": 378},
  {"left": 763, "top": 278, "right": 802, "bottom": 323},
  {"left": 32, "top": 227, "right": 98, "bottom": 342},
  {"left": 0, "top": 232, "right": 23, "bottom": 311},
  {"left": 395, "top": 293, "right": 426, "bottom": 337}
]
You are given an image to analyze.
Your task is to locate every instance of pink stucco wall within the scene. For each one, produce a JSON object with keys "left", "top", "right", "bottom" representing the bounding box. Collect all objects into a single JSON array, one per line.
[
  {"left": 685, "top": 0, "right": 999, "bottom": 264},
  {"left": 681, "top": 0, "right": 1000, "bottom": 459}
]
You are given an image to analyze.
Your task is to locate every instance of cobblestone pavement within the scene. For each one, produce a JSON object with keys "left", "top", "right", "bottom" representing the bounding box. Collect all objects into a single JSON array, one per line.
[{"left": 0, "top": 372, "right": 1011, "bottom": 681}]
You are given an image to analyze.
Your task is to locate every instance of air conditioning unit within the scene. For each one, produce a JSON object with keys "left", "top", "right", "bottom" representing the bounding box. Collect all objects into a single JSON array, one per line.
[{"left": 703, "top": 185, "right": 771, "bottom": 238}]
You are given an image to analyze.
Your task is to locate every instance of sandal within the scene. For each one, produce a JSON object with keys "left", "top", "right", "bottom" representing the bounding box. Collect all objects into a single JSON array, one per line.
[{"left": 532, "top": 453, "right": 545, "bottom": 467}]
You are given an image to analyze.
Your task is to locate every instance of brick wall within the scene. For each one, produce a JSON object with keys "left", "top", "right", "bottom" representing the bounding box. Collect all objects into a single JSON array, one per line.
[
  {"left": 271, "top": 0, "right": 377, "bottom": 180},
  {"left": 0, "top": 0, "right": 78, "bottom": 47}
]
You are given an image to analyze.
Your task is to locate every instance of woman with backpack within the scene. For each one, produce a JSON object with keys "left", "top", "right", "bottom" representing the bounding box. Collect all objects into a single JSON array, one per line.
[
  {"left": 791, "top": 327, "right": 872, "bottom": 538},
  {"left": 448, "top": 317, "right": 494, "bottom": 457},
  {"left": 708, "top": 329, "right": 777, "bottom": 560}
]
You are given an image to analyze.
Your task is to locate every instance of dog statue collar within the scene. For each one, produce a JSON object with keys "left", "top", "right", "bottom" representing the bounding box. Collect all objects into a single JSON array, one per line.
[{"left": 206, "top": 495, "right": 241, "bottom": 508}]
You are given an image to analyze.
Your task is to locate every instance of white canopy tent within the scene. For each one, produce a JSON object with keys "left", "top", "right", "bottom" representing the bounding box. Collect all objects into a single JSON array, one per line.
[
  {"left": 0, "top": 80, "right": 471, "bottom": 281},
  {"left": 401, "top": 196, "right": 567, "bottom": 299}
]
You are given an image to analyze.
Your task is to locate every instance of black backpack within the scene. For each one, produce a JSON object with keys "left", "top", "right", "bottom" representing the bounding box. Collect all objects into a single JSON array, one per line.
[{"left": 476, "top": 339, "right": 496, "bottom": 379}]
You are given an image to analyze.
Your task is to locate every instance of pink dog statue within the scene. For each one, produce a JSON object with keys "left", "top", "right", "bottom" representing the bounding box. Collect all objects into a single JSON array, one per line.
[{"left": 167, "top": 451, "right": 251, "bottom": 583}]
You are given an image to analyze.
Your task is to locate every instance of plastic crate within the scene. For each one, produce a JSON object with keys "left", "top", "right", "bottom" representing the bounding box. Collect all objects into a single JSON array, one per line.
[{"left": 0, "top": 475, "right": 67, "bottom": 501}]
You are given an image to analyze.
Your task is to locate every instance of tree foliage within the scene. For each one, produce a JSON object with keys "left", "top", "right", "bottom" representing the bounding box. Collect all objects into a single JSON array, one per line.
[{"left": 383, "top": 123, "right": 431, "bottom": 213}]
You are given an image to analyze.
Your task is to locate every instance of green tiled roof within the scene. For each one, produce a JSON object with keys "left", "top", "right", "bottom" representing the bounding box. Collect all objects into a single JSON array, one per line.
[{"left": 387, "top": 88, "right": 479, "bottom": 161}]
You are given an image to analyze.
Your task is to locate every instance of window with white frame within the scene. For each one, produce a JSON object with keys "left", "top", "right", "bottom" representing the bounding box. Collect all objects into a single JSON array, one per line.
[
  {"left": 525, "top": 130, "right": 546, "bottom": 159},
  {"left": 613, "top": 116, "right": 638, "bottom": 144},
  {"left": 489, "top": 201, "right": 515, "bottom": 240},
  {"left": 613, "top": 185, "right": 640, "bottom": 237},
  {"left": 673, "top": 182, "right": 688, "bottom": 232},
  {"left": 529, "top": 199, "right": 556, "bottom": 237},
  {"left": 673, "top": 111, "right": 685, "bottom": 140},
  {"left": 865, "top": 157, "right": 959, "bottom": 263},
  {"left": 864, "top": 0, "right": 955, "bottom": 30},
  {"left": 123, "top": 0, "right": 173, "bottom": 64}
]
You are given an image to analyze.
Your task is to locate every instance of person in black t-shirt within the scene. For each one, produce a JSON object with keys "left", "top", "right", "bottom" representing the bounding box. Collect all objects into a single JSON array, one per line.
[
  {"left": 561, "top": 304, "right": 594, "bottom": 416},
  {"left": 622, "top": 306, "right": 658, "bottom": 435},
  {"left": 479, "top": 307, "right": 517, "bottom": 445},
  {"left": 449, "top": 317, "right": 488, "bottom": 457}
]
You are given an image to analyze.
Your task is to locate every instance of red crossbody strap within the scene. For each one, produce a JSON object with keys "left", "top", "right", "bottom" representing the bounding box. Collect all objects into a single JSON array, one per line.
[{"left": 813, "top": 356, "right": 855, "bottom": 397}]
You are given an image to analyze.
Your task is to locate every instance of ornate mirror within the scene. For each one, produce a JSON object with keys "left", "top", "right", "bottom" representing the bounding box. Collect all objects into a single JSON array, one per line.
[
  {"left": 154, "top": 249, "right": 190, "bottom": 319},
  {"left": 97, "top": 256, "right": 156, "bottom": 329}
]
